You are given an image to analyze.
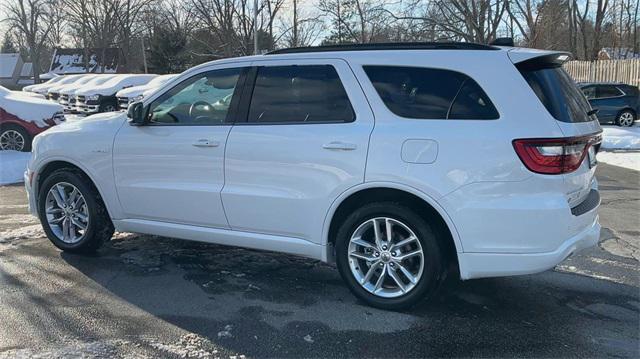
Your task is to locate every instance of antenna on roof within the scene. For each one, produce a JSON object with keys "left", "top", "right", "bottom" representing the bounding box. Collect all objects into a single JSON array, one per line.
[{"left": 490, "top": 37, "right": 514, "bottom": 47}]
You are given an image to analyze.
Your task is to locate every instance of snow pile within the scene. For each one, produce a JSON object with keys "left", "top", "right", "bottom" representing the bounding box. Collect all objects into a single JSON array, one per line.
[
  {"left": 601, "top": 126, "right": 640, "bottom": 150},
  {"left": 0, "top": 151, "right": 31, "bottom": 185},
  {"left": 597, "top": 125, "right": 640, "bottom": 171}
]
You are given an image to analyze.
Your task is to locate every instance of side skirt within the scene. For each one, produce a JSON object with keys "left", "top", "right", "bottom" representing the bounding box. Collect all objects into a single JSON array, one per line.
[{"left": 113, "top": 219, "right": 326, "bottom": 261}]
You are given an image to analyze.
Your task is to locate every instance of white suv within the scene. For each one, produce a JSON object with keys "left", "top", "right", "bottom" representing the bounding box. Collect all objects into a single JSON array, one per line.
[{"left": 25, "top": 43, "right": 602, "bottom": 309}]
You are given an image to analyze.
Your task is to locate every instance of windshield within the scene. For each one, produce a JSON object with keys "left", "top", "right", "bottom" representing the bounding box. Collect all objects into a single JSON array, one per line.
[{"left": 518, "top": 65, "right": 595, "bottom": 123}]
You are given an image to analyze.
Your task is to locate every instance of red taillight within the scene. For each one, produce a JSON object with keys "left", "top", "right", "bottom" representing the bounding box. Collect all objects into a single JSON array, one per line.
[{"left": 513, "top": 133, "right": 602, "bottom": 175}]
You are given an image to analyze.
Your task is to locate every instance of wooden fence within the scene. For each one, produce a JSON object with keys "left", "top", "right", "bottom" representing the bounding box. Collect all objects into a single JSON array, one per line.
[{"left": 564, "top": 59, "right": 640, "bottom": 86}]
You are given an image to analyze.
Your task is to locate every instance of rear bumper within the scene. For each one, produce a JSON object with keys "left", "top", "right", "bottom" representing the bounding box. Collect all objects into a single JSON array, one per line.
[
  {"left": 458, "top": 215, "right": 600, "bottom": 279},
  {"left": 442, "top": 174, "right": 601, "bottom": 280}
]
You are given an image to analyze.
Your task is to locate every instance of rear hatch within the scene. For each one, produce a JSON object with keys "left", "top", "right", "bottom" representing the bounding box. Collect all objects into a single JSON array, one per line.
[{"left": 509, "top": 50, "right": 602, "bottom": 210}]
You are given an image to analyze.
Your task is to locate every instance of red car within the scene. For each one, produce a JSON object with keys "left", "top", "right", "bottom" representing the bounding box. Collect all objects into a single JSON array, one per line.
[{"left": 0, "top": 86, "right": 65, "bottom": 152}]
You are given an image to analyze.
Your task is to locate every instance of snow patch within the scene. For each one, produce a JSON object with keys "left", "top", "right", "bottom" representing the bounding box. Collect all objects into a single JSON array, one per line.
[
  {"left": 0, "top": 151, "right": 31, "bottom": 185},
  {"left": 597, "top": 151, "right": 640, "bottom": 171},
  {"left": 0, "top": 224, "right": 45, "bottom": 244},
  {"left": 601, "top": 126, "right": 640, "bottom": 150}
]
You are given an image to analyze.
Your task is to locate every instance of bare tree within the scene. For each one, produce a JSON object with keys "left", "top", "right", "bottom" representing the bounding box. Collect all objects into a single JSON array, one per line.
[
  {"left": 592, "top": 0, "right": 611, "bottom": 59},
  {"left": 279, "top": 0, "right": 324, "bottom": 47},
  {"left": 1, "top": 0, "right": 59, "bottom": 82},
  {"left": 506, "top": 0, "right": 546, "bottom": 47}
]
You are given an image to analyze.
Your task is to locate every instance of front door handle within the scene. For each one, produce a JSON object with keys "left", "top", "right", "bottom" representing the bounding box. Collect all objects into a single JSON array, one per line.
[
  {"left": 192, "top": 139, "right": 220, "bottom": 147},
  {"left": 322, "top": 141, "right": 357, "bottom": 151}
]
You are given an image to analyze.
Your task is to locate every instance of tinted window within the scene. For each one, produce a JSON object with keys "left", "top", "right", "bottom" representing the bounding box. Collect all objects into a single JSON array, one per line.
[
  {"left": 363, "top": 66, "right": 498, "bottom": 120},
  {"left": 148, "top": 68, "right": 241, "bottom": 125},
  {"left": 581, "top": 86, "right": 596, "bottom": 99},
  {"left": 518, "top": 66, "right": 593, "bottom": 123},
  {"left": 597, "top": 85, "right": 623, "bottom": 98},
  {"left": 449, "top": 80, "right": 500, "bottom": 119},
  {"left": 247, "top": 65, "right": 354, "bottom": 123}
]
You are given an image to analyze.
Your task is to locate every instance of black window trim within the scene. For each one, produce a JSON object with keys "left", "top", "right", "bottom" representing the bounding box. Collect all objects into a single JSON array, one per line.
[
  {"left": 363, "top": 64, "right": 500, "bottom": 121},
  {"left": 143, "top": 67, "right": 249, "bottom": 127},
  {"left": 235, "top": 64, "right": 357, "bottom": 126}
]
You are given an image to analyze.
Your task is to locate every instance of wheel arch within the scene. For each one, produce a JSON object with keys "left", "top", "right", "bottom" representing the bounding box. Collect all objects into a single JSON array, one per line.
[
  {"left": 34, "top": 158, "right": 113, "bottom": 219},
  {"left": 323, "top": 182, "right": 462, "bottom": 273}
]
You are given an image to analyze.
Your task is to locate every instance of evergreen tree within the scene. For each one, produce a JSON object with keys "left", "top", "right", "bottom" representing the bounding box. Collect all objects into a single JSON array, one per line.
[{"left": 1, "top": 33, "right": 18, "bottom": 53}]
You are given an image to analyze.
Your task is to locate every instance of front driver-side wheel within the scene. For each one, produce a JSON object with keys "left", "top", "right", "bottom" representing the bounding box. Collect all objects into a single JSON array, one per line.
[
  {"left": 38, "top": 168, "right": 114, "bottom": 253},
  {"left": 617, "top": 110, "right": 636, "bottom": 127},
  {"left": 335, "top": 202, "right": 445, "bottom": 310}
]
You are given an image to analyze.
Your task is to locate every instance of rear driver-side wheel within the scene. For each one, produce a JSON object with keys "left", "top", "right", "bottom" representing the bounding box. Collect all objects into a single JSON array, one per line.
[
  {"left": 335, "top": 202, "right": 445, "bottom": 310},
  {"left": 38, "top": 168, "right": 114, "bottom": 253}
]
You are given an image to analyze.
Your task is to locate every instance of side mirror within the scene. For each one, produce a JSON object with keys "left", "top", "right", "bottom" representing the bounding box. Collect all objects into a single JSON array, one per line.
[{"left": 127, "top": 102, "right": 146, "bottom": 126}]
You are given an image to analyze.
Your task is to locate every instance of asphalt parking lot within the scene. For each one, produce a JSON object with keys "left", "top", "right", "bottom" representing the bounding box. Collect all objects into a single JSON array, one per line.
[{"left": 0, "top": 163, "right": 638, "bottom": 358}]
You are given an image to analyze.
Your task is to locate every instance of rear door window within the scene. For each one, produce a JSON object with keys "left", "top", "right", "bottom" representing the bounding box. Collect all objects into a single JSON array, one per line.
[
  {"left": 517, "top": 65, "right": 593, "bottom": 123},
  {"left": 247, "top": 65, "right": 354, "bottom": 124},
  {"left": 363, "top": 66, "right": 498, "bottom": 120},
  {"left": 596, "top": 85, "right": 624, "bottom": 98}
]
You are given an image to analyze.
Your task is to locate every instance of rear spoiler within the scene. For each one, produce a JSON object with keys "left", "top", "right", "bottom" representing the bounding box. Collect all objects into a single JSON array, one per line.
[{"left": 508, "top": 49, "right": 572, "bottom": 70}]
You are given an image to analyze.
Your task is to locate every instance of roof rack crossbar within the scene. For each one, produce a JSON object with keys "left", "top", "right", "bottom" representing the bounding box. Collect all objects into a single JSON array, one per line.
[{"left": 267, "top": 42, "right": 498, "bottom": 55}]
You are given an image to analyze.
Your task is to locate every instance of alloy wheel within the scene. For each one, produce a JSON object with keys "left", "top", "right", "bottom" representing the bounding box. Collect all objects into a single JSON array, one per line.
[
  {"left": 619, "top": 112, "right": 635, "bottom": 127},
  {"left": 348, "top": 217, "right": 424, "bottom": 298},
  {"left": 45, "top": 182, "right": 90, "bottom": 244},
  {"left": 0, "top": 130, "right": 25, "bottom": 151}
]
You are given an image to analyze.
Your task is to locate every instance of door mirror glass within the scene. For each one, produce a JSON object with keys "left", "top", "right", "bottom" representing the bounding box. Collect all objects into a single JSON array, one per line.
[{"left": 128, "top": 102, "right": 146, "bottom": 125}]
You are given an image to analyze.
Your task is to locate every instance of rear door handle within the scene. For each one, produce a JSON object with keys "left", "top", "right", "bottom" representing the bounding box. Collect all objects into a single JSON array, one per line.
[
  {"left": 192, "top": 139, "right": 220, "bottom": 148},
  {"left": 322, "top": 141, "right": 357, "bottom": 151}
]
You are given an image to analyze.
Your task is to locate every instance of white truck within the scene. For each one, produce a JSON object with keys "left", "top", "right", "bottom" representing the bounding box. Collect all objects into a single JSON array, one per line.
[
  {"left": 116, "top": 74, "right": 177, "bottom": 110},
  {"left": 75, "top": 74, "right": 157, "bottom": 114}
]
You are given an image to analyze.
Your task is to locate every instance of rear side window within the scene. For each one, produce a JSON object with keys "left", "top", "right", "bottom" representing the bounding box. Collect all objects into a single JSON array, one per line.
[
  {"left": 363, "top": 66, "right": 499, "bottom": 120},
  {"left": 597, "top": 85, "right": 624, "bottom": 98},
  {"left": 518, "top": 65, "right": 592, "bottom": 123},
  {"left": 247, "top": 65, "right": 354, "bottom": 123}
]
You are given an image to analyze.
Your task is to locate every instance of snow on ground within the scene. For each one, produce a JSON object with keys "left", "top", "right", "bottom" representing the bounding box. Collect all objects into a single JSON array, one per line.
[
  {"left": 598, "top": 125, "right": 640, "bottom": 171},
  {"left": 597, "top": 151, "right": 640, "bottom": 171},
  {"left": 601, "top": 125, "right": 640, "bottom": 150},
  {"left": 0, "top": 151, "right": 30, "bottom": 185}
]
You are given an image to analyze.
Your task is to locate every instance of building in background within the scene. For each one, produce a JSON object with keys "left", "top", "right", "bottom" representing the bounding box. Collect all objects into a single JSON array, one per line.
[{"left": 0, "top": 53, "right": 24, "bottom": 89}]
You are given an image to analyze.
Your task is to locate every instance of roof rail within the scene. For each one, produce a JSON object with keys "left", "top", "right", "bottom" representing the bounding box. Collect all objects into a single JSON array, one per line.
[{"left": 267, "top": 42, "right": 499, "bottom": 55}]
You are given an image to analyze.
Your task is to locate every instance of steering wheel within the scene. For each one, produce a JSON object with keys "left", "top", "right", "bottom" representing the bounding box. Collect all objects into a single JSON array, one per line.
[{"left": 189, "top": 101, "right": 212, "bottom": 119}]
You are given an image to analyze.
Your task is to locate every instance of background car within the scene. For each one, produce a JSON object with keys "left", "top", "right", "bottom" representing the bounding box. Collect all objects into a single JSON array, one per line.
[
  {"left": 46, "top": 74, "right": 89, "bottom": 101},
  {"left": 579, "top": 82, "right": 639, "bottom": 126},
  {"left": 0, "top": 86, "right": 64, "bottom": 151},
  {"left": 116, "top": 74, "right": 177, "bottom": 110},
  {"left": 24, "top": 75, "right": 67, "bottom": 96},
  {"left": 75, "top": 74, "right": 157, "bottom": 114}
]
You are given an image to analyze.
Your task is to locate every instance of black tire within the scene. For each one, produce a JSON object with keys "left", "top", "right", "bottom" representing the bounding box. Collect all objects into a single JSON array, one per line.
[
  {"left": 99, "top": 102, "right": 118, "bottom": 113},
  {"left": 616, "top": 109, "right": 636, "bottom": 127},
  {"left": 38, "top": 168, "right": 114, "bottom": 254},
  {"left": 0, "top": 124, "right": 31, "bottom": 152},
  {"left": 335, "top": 202, "right": 445, "bottom": 310}
]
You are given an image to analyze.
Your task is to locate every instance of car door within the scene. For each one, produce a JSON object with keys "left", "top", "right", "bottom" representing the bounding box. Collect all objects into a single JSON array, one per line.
[
  {"left": 113, "top": 64, "right": 248, "bottom": 228},
  {"left": 590, "top": 85, "right": 626, "bottom": 122},
  {"left": 221, "top": 59, "right": 374, "bottom": 243}
]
